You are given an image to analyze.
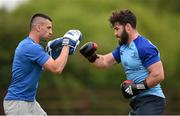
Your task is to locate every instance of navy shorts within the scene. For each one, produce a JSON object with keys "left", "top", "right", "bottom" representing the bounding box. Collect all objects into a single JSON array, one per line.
[{"left": 129, "top": 95, "right": 166, "bottom": 115}]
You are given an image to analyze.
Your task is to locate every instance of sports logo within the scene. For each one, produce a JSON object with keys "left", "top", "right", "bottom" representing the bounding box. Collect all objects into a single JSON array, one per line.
[{"left": 125, "top": 85, "right": 133, "bottom": 95}]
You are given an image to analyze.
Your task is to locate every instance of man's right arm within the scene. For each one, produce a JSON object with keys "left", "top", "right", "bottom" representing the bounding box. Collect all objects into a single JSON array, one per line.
[
  {"left": 93, "top": 53, "right": 116, "bottom": 68},
  {"left": 43, "top": 46, "right": 69, "bottom": 74},
  {"left": 79, "top": 42, "right": 116, "bottom": 68},
  {"left": 43, "top": 29, "right": 82, "bottom": 74}
]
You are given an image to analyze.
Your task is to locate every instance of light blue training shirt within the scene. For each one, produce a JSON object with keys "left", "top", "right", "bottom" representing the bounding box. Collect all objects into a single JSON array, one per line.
[
  {"left": 4, "top": 37, "right": 50, "bottom": 101},
  {"left": 112, "top": 35, "right": 165, "bottom": 98}
]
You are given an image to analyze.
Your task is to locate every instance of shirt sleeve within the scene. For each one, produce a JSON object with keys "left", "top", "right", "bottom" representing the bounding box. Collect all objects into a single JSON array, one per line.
[
  {"left": 112, "top": 46, "right": 121, "bottom": 63},
  {"left": 136, "top": 40, "right": 160, "bottom": 68},
  {"left": 24, "top": 43, "right": 50, "bottom": 66}
]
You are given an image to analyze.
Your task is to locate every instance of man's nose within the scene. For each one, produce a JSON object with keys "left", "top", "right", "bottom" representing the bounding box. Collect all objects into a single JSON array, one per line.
[
  {"left": 49, "top": 31, "right": 53, "bottom": 38},
  {"left": 50, "top": 29, "right": 53, "bottom": 34},
  {"left": 114, "top": 32, "right": 117, "bottom": 36}
]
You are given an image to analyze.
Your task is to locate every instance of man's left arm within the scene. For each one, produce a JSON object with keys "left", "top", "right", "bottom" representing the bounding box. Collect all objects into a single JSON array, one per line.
[
  {"left": 145, "top": 61, "right": 164, "bottom": 88},
  {"left": 120, "top": 62, "right": 164, "bottom": 99}
]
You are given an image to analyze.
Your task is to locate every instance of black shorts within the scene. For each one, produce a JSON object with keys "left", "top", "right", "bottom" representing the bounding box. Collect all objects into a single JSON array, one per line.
[{"left": 129, "top": 95, "right": 166, "bottom": 115}]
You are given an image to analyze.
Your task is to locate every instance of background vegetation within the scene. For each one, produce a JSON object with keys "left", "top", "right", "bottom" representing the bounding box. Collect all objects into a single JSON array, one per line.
[{"left": 0, "top": 0, "right": 180, "bottom": 114}]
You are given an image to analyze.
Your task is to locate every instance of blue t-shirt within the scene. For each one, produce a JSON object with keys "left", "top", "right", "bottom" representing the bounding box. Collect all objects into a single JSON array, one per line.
[
  {"left": 112, "top": 35, "right": 165, "bottom": 98},
  {"left": 4, "top": 37, "right": 50, "bottom": 101}
]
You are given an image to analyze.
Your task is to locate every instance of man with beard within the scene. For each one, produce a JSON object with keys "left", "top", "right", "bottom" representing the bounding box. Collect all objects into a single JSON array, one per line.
[{"left": 79, "top": 9, "right": 166, "bottom": 115}]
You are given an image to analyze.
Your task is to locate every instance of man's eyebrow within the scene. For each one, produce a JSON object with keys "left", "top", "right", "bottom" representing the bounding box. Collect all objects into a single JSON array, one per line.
[
  {"left": 113, "top": 27, "right": 118, "bottom": 29},
  {"left": 47, "top": 25, "right": 52, "bottom": 28}
]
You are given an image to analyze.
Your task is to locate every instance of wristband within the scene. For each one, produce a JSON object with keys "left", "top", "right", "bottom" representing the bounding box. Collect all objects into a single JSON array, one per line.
[
  {"left": 136, "top": 80, "right": 149, "bottom": 90},
  {"left": 62, "top": 38, "right": 69, "bottom": 46}
]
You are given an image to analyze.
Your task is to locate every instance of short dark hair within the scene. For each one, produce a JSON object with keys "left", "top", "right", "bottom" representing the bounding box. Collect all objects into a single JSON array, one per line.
[
  {"left": 109, "top": 9, "right": 136, "bottom": 28},
  {"left": 30, "top": 13, "right": 52, "bottom": 30}
]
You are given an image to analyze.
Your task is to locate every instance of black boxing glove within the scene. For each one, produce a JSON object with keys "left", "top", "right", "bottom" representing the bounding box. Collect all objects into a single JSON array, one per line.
[
  {"left": 79, "top": 42, "right": 98, "bottom": 63},
  {"left": 120, "top": 80, "right": 149, "bottom": 98}
]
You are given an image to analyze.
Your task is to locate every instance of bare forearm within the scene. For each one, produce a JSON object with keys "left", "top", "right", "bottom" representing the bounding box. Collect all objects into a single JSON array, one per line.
[
  {"left": 146, "top": 72, "right": 164, "bottom": 88},
  {"left": 93, "top": 54, "right": 116, "bottom": 68},
  {"left": 145, "top": 61, "right": 164, "bottom": 88},
  {"left": 53, "top": 46, "right": 69, "bottom": 73},
  {"left": 92, "top": 55, "right": 106, "bottom": 68}
]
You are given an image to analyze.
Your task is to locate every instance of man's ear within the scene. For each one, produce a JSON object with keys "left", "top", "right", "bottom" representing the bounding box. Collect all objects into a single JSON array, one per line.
[
  {"left": 36, "top": 24, "right": 41, "bottom": 32},
  {"left": 125, "top": 23, "right": 131, "bottom": 33}
]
